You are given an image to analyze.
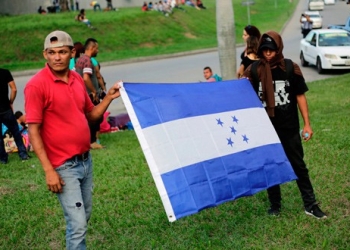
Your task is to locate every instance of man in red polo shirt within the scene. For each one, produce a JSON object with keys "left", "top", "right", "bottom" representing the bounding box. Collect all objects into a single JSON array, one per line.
[{"left": 24, "top": 30, "right": 121, "bottom": 249}]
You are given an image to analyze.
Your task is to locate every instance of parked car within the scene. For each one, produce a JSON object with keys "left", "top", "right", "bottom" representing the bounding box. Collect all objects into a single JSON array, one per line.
[
  {"left": 308, "top": 0, "right": 324, "bottom": 11},
  {"left": 300, "top": 11, "right": 323, "bottom": 29},
  {"left": 300, "top": 29, "right": 350, "bottom": 74},
  {"left": 324, "top": 0, "right": 335, "bottom": 4},
  {"left": 328, "top": 16, "right": 350, "bottom": 32}
]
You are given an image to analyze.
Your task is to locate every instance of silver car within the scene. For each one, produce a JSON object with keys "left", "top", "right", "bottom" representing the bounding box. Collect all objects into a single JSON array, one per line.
[{"left": 308, "top": 0, "right": 324, "bottom": 11}]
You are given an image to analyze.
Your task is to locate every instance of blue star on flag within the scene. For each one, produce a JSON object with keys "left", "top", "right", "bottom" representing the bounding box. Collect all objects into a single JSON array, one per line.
[
  {"left": 232, "top": 116, "right": 239, "bottom": 123},
  {"left": 227, "top": 138, "right": 234, "bottom": 147},
  {"left": 216, "top": 118, "right": 224, "bottom": 127},
  {"left": 230, "top": 126, "right": 237, "bottom": 134},
  {"left": 242, "top": 134, "right": 249, "bottom": 143}
]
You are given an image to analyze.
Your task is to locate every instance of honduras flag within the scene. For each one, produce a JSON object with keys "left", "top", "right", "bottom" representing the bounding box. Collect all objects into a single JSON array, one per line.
[{"left": 120, "top": 79, "right": 296, "bottom": 222}]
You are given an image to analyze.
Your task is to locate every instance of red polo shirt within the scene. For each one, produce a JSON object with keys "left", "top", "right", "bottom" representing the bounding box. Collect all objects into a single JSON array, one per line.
[{"left": 25, "top": 64, "right": 94, "bottom": 168}]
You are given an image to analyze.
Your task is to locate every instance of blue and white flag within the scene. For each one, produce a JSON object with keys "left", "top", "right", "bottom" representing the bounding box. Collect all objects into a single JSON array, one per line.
[{"left": 120, "top": 79, "right": 296, "bottom": 222}]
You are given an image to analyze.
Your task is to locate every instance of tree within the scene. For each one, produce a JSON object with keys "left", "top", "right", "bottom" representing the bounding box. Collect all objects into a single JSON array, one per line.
[{"left": 216, "top": 0, "right": 236, "bottom": 80}]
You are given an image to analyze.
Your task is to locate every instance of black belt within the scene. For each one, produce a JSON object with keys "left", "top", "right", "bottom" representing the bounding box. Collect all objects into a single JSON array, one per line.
[{"left": 68, "top": 151, "right": 90, "bottom": 162}]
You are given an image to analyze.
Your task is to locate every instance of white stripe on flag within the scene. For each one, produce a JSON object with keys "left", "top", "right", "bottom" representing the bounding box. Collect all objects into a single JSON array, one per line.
[{"left": 142, "top": 108, "right": 280, "bottom": 175}]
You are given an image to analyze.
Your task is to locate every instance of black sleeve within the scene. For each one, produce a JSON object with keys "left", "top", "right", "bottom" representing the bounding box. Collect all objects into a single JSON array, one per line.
[
  {"left": 2, "top": 69, "right": 14, "bottom": 84},
  {"left": 293, "top": 72, "right": 308, "bottom": 95}
]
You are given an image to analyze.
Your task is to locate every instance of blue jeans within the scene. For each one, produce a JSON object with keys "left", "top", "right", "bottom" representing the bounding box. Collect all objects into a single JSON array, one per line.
[
  {"left": 56, "top": 153, "right": 93, "bottom": 250},
  {"left": 93, "top": 4, "right": 101, "bottom": 11},
  {"left": 0, "top": 109, "right": 28, "bottom": 162}
]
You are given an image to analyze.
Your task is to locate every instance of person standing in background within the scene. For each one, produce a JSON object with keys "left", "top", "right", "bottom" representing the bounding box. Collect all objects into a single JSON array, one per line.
[
  {"left": 75, "top": 38, "right": 105, "bottom": 149},
  {"left": 90, "top": 1, "right": 102, "bottom": 11},
  {"left": 300, "top": 13, "right": 313, "bottom": 38},
  {"left": 70, "top": 0, "right": 74, "bottom": 11},
  {"left": 0, "top": 68, "right": 30, "bottom": 164},
  {"left": 106, "top": 0, "right": 114, "bottom": 10},
  {"left": 236, "top": 36, "right": 259, "bottom": 78}
]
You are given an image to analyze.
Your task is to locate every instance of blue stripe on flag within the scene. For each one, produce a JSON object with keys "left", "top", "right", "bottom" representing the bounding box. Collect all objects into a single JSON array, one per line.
[
  {"left": 123, "top": 79, "right": 262, "bottom": 129},
  {"left": 161, "top": 143, "right": 295, "bottom": 219}
]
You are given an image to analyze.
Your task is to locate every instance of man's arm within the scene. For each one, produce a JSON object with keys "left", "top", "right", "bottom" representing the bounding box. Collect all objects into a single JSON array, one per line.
[
  {"left": 83, "top": 73, "right": 99, "bottom": 102},
  {"left": 28, "top": 123, "right": 65, "bottom": 193},
  {"left": 8, "top": 81, "right": 17, "bottom": 110},
  {"left": 95, "top": 66, "right": 106, "bottom": 91},
  {"left": 86, "top": 81, "right": 121, "bottom": 122},
  {"left": 297, "top": 94, "right": 313, "bottom": 141},
  {"left": 83, "top": 73, "right": 96, "bottom": 94}
]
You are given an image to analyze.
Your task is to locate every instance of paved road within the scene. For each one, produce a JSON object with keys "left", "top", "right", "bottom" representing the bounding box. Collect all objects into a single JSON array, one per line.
[{"left": 12, "top": 0, "right": 350, "bottom": 115}]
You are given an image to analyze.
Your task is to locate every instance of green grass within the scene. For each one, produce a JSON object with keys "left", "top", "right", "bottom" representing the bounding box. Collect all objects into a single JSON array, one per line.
[
  {"left": 1, "top": 74, "right": 350, "bottom": 249},
  {"left": 0, "top": 0, "right": 298, "bottom": 72}
]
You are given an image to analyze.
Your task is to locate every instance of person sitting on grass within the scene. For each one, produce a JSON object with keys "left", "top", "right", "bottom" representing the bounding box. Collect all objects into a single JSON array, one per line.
[
  {"left": 170, "top": 0, "right": 186, "bottom": 11},
  {"left": 76, "top": 9, "right": 95, "bottom": 29},
  {"left": 185, "top": 0, "right": 200, "bottom": 10},
  {"left": 142, "top": 1, "right": 149, "bottom": 11},
  {"left": 196, "top": 0, "right": 206, "bottom": 9},
  {"left": 38, "top": 6, "right": 47, "bottom": 14},
  {"left": 158, "top": 0, "right": 172, "bottom": 16}
]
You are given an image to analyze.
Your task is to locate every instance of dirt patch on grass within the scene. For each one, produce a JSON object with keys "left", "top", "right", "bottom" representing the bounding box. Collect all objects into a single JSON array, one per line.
[
  {"left": 0, "top": 186, "right": 14, "bottom": 195},
  {"left": 139, "top": 42, "right": 155, "bottom": 48},
  {"left": 184, "top": 32, "right": 197, "bottom": 39}
]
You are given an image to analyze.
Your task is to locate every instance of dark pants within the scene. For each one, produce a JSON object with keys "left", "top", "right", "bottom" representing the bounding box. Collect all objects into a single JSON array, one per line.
[
  {"left": 93, "top": 4, "right": 101, "bottom": 11},
  {"left": 89, "top": 117, "right": 103, "bottom": 143},
  {"left": 267, "top": 130, "right": 317, "bottom": 210},
  {"left": 107, "top": 2, "right": 114, "bottom": 10},
  {"left": 0, "top": 109, "right": 28, "bottom": 162},
  {"left": 88, "top": 96, "right": 103, "bottom": 143},
  {"left": 302, "top": 29, "right": 311, "bottom": 38}
]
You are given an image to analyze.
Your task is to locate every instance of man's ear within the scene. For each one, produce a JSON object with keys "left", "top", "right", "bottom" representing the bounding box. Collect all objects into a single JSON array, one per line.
[
  {"left": 43, "top": 50, "right": 48, "bottom": 60},
  {"left": 71, "top": 48, "right": 76, "bottom": 58}
]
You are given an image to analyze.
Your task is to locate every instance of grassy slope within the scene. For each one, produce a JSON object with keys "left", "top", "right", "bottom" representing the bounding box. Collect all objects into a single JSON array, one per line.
[{"left": 0, "top": 0, "right": 297, "bottom": 71}]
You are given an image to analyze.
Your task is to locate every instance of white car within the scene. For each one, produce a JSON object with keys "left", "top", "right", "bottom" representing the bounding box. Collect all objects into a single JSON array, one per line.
[
  {"left": 300, "top": 29, "right": 350, "bottom": 74},
  {"left": 308, "top": 0, "right": 324, "bottom": 11},
  {"left": 324, "top": 0, "right": 335, "bottom": 4},
  {"left": 300, "top": 11, "right": 323, "bottom": 29}
]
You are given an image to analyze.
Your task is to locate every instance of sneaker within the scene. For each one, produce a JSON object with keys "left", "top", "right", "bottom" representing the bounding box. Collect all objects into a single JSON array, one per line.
[
  {"left": 90, "top": 142, "right": 104, "bottom": 149},
  {"left": 21, "top": 155, "right": 31, "bottom": 161},
  {"left": 268, "top": 206, "right": 281, "bottom": 216},
  {"left": 0, "top": 160, "right": 8, "bottom": 164},
  {"left": 305, "top": 204, "right": 327, "bottom": 219}
]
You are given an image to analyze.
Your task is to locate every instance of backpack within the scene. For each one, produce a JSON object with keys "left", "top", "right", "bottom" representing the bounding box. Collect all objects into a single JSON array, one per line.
[
  {"left": 250, "top": 59, "right": 294, "bottom": 84},
  {"left": 212, "top": 74, "right": 222, "bottom": 82}
]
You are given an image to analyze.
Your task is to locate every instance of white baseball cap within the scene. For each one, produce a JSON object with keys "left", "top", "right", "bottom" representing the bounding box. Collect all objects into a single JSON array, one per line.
[{"left": 44, "top": 30, "right": 74, "bottom": 50}]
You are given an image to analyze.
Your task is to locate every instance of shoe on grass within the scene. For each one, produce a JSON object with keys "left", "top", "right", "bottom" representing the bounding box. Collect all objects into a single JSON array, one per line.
[
  {"left": 305, "top": 204, "right": 327, "bottom": 219},
  {"left": 21, "top": 155, "right": 31, "bottom": 161},
  {"left": 268, "top": 206, "right": 281, "bottom": 216},
  {"left": 90, "top": 142, "right": 104, "bottom": 149}
]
